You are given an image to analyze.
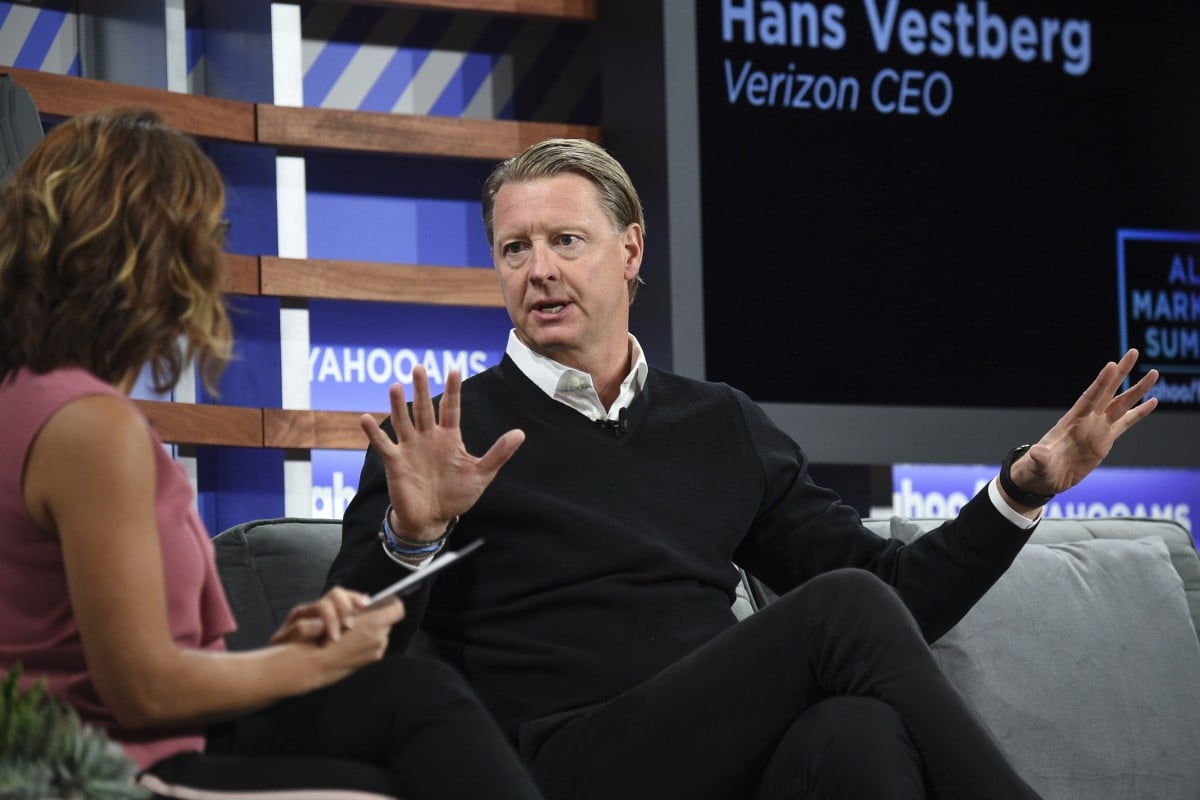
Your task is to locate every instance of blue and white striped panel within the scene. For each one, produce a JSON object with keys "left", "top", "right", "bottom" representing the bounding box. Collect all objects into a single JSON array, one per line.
[
  {"left": 0, "top": 1, "right": 79, "bottom": 75},
  {"left": 300, "top": 2, "right": 599, "bottom": 123}
]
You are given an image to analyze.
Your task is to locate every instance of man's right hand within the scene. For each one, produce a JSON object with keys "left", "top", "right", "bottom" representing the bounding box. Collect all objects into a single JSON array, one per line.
[{"left": 359, "top": 365, "right": 524, "bottom": 543}]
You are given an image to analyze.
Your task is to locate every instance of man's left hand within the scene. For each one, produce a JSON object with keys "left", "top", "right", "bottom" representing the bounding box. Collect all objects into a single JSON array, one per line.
[{"left": 1001, "top": 348, "right": 1158, "bottom": 511}]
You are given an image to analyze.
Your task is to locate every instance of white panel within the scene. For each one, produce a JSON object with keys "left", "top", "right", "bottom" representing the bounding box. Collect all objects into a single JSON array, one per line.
[
  {"left": 272, "top": 2, "right": 312, "bottom": 510},
  {"left": 271, "top": 2, "right": 303, "bottom": 107},
  {"left": 280, "top": 303, "right": 310, "bottom": 410},
  {"left": 284, "top": 456, "right": 313, "bottom": 518},
  {"left": 164, "top": 0, "right": 186, "bottom": 92}
]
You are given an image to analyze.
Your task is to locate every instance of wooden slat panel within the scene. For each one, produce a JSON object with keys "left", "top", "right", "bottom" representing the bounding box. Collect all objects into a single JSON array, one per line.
[
  {"left": 2, "top": 67, "right": 256, "bottom": 143},
  {"left": 257, "top": 105, "right": 599, "bottom": 161},
  {"left": 329, "top": 0, "right": 597, "bottom": 20},
  {"left": 220, "top": 253, "right": 260, "bottom": 295},
  {"left": 263, "top": 409, "right": 376, "bottom": 450},
  {"left": 260, "top": 256, "right": 504, "bottom": 307},
  {"left": 134, "top": 401, "right": 262, "bottom": 447}
]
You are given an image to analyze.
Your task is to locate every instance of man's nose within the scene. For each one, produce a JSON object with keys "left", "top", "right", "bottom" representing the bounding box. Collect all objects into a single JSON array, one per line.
[{"left": 528, "top": 243, "right": 559, "bottom": 282}]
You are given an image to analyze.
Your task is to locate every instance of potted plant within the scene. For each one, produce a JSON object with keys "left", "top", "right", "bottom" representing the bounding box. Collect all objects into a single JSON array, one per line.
[{"left": 0, "top": 663, "right": 148, "bottom": 799}]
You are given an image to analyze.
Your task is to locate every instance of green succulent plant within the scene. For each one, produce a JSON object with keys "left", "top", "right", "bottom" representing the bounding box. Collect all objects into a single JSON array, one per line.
[{"left": 0, "top": 663, "right": 149, "bottom": 799}]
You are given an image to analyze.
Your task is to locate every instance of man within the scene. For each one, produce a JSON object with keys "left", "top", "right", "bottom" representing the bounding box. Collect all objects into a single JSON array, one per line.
[{"left": 328, "top": 138, "right": 1158, "bottom": 799}]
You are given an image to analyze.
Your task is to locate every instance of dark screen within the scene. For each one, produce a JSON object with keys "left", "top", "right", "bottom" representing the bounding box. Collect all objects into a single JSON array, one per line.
[{"left": 696, "top": 1, "right": 1200, "bottom": 410}]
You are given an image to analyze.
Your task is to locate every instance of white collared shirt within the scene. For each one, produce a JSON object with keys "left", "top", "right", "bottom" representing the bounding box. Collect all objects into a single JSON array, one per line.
[{"left": 504, "top": 329, "right": 648, "bottom": 421}]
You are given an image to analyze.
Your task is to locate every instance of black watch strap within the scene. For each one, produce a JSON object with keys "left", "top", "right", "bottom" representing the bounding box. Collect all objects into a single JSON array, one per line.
[{"left": 1000, "top": 444, "right": 1055, "bottom": 508}]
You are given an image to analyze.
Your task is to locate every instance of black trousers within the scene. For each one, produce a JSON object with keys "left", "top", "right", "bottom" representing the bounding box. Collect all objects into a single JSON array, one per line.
[
  {"left": 146, "top": 655, "right": 542, "bottom": 800},
  {"left": 527, "top": 569, "right": 1042, "bottom": 800}
]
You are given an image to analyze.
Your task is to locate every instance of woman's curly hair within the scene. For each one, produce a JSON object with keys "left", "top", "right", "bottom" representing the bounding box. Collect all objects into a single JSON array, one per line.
[{"left": 0, "top": 106, "right": 232, "bottom": 394}]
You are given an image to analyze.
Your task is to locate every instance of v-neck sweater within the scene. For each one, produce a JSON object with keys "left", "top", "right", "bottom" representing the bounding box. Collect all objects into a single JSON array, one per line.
[{"left": 330, "top": 356, "right": 1028, "bottom": 743}]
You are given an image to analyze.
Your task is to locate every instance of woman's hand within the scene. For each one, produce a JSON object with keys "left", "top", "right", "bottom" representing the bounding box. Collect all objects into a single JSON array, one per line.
[
  {"left": 301, "top": 597, "right": 407, "bottom": 687},
  {"left": 269, "top": 587, "right": 400, "bottom": 645}
]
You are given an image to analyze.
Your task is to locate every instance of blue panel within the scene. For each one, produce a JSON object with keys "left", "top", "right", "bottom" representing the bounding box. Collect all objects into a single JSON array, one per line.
[
  {"left": 200, "top": 295, "right": 282, "bottom": 408},
  {"left": 185, "top": 1, "right": 205, "bottom": 74},
  {"left": 201, "top": 0, "right": 272, "bottom": 103},
  {"left": 1115, "top": 229, "right": 1200, "bottom": 407},
  {"left": 203, "top": 141, "right": 278, "bottom": 258},
  {"left": 311, "top": 448, "right": 370, "bottom": 520},
  {"left": 308, "top": 300, "right": 511, "bottom": 412},
  {"left": 892, "top": 464, "right": 1200, "bottom": 544},
  {"left": 305, "top": 151, "right": 493, "bottom": 267},
  {"left": 197, "top": 446, "right": 285, "bottom": 535}
]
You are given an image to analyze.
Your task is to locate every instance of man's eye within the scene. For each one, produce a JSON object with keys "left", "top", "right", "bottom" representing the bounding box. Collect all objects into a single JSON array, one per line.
[
  {"left": 502, "top": 242, "right": 526, "bottom": 256},
  {"left": 557, "top": 234, "right": 579, "bottom": 247}
]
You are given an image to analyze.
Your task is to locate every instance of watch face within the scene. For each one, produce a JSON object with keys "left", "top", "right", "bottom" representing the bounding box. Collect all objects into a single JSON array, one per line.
[
  {"left": 1002, "top": 445, "right": 1053, "bottom": 506},
  {"left": 1010, "top": 445, "right": 1030, "bottom": 460}
]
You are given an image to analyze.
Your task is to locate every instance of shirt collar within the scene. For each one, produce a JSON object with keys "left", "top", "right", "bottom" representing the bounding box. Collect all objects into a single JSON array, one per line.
[{"left": 505, "top": 329, "right": 648, "bottom": 420}]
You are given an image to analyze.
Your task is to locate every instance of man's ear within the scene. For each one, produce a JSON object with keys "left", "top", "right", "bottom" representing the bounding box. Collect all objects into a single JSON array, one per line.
[{"left": 622, "top": 223, "right": 644, "bottom": 280}]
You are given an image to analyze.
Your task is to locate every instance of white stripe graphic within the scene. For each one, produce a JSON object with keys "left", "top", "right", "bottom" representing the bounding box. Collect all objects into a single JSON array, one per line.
[
  {"left": 0, "top": 5, "right": 39, "bottom": 67},
  {"left": 321, "top": 8, "right": 416, "bottom": 111},
  {"left": 38, "top": 8, "right": 77, "bottom": 74},
  {"left": 391, "top": 13, "right": 488, "bottom": 116}
]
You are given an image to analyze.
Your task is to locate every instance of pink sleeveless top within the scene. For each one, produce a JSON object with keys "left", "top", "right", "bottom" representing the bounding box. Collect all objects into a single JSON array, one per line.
[{"left": 0, "top": 367, "right": 237, "bottom": 769}]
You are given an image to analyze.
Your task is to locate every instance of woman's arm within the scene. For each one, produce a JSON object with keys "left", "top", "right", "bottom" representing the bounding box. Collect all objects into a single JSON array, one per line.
[{"left": 22, "top": 393, "right": 404, "bottom": 730}]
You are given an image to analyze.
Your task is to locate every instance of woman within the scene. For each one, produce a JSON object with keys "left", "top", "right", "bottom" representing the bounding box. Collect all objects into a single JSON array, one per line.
[{"left": 0, "top": 107, "right": 539, "bottom": 799}]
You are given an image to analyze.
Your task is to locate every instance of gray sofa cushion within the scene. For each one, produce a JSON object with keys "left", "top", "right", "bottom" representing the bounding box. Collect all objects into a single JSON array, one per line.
[
  {"left": 875, "top": 516, "right": 1200, "bottom": 637},
  {"left": 884, "top": 517, "right": 1200, "bottom": 800},
  {"left": 212, "top": 517, "right": 343, "bottom": 652}
]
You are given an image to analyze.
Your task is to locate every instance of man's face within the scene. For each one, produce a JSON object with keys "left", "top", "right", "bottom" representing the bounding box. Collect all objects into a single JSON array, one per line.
[{"left": 491, "top": 173, "right": 642, "bottom": 374}]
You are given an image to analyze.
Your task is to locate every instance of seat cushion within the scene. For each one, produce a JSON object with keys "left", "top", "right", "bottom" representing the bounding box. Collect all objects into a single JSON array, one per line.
[
  {"left": 888, "top": 518, "right": 1200, "bottom": 800},
  {"left": 212, "top": 518, "right": 343, "bottom": 651}
]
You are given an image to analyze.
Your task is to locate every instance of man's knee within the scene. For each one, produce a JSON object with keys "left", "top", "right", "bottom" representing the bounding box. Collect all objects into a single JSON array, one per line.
[
  {"left": 786, "top": 568, "right": 913, "bottom": 631},
  {"left": 756, "top": 697, "right": 924, "bottom": 800}
]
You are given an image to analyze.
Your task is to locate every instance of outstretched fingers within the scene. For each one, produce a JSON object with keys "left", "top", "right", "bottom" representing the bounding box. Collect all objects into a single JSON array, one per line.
[
  {"left": 410, "top": 365, "right": 435, "bottom": 431},
  {"left": 1064, "top": 350, "right": 1144, "bottom": 422},
  {"left": 475, "top": 429, "right": 526, "bottom": 480},
  {"left": 1110, "top": 369, "right": 1159, "bottom": 434},
  {"left": 384, "top": 381, "right": 414, "bottom": 442},
  {"left": 440, "top": 370, "right": 463, "bottom": 431}
]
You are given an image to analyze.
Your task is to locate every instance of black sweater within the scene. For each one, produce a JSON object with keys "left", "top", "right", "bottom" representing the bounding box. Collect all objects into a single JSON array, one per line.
[{"left": 328, "top": 357, "right": 1030, "bottom": 742}]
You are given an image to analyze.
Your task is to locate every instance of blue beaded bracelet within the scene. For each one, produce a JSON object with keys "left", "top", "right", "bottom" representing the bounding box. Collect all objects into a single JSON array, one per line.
[{"left": 378, "top": 505, "right": 456, "bottom": 560}]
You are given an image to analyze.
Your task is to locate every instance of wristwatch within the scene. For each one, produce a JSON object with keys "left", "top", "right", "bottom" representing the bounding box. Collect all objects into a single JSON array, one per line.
[{"left": 999, "top": 444, "right": 1055, "bottom": 508}]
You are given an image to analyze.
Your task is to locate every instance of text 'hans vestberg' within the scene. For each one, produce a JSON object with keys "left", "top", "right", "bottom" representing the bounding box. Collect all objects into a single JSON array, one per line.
[{"left": 721, "top": 0, "right": 1092, "bottom": 76}]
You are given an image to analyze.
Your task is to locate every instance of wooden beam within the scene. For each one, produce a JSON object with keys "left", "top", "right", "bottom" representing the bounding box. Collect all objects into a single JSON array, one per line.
[
  {"left": 256, "top": 104, "right": 600, "bottom": 161},
  {"left": 260, "top": 256, "right": 504, "bottom": 307},
  {"left": 322, "top": 0, "right": 597, "bottom": 20},
  {"left": 1, "top": 67, "right": 256, "bottom": 143},
  {"left": 134, "top": 401, "right": 262, "bottom": 447},
  {"left": 220, "top": 253, "right": 260, "bottom": 295},
  {"left": 263, "top": 409, "right": 378, "bottom": 450}
]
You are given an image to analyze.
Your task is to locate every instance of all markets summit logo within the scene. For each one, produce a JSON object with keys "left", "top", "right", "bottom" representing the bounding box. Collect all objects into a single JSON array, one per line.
[
  {"left": 1118, "top": 230, "right": 1200, "bottom": 407},
  {"left": 715, "top": 0, "right": 1092, "bottom": 117}
]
